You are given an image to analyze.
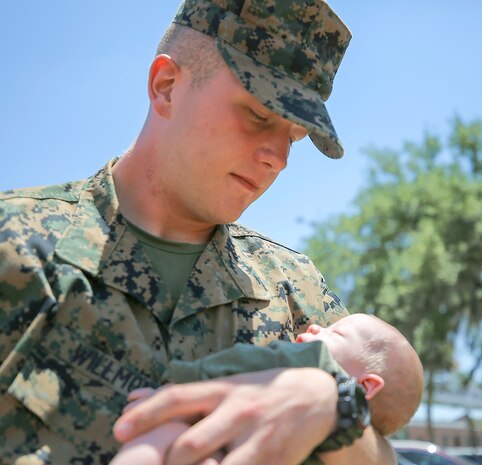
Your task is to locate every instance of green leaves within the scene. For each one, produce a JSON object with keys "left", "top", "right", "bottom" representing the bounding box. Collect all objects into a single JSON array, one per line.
[{"left": 304, "top": 117, "right": 482, "bottom": 385}]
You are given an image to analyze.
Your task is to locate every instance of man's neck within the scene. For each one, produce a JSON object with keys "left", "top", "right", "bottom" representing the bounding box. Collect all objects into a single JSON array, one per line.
[{"left": 111, "top": 152, "right": 216, "bottom": 245}]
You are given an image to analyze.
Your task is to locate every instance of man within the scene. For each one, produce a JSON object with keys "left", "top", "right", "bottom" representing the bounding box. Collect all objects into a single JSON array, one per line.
[{"left": 0, "top": 1, "right": 396, "bottom": 464}]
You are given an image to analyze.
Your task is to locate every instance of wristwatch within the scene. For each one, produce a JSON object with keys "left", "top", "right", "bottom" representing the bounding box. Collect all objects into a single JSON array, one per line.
[{"left": 315, "top": 374, "right": 371, "bottom": 452}]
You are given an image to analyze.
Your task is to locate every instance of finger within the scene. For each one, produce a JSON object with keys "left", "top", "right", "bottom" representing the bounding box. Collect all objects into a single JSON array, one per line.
[
  {"left": 219, "top": 432, "right": 269, "bottom": 465},
  {"left": 221, "top": 428, "right": 307, "bottom": 465},
  {"left": 165, "top": 395, "right": 258, "bottom": 465},
  {"left": 198, "top": 460, "right": 221, "bottom": 465},
  {"left": 111, "top": 422, "right": 189, "bottom": 465},
  {"left": 127, "top": 387, "right": 156, "bottom": 402},
  {"left": 122, "top": 398, "right": 148, "bottom": 414},
  {"left": 114, "top": 380, "right": 233, "bottom": 442},
  {"left": 198, "top": 450, "right": 224, "bottom": 465},
  {"left": 122, "top": 388, "right": 157, "bottom": 414},
  {"left": 196, "top": 447, "right": 224, "bottom": 465},
  {"left": 221, "top": 446, "right": 262, "bottom": 465},
  {"left": 164, "top": 411, "right": 240, "bottom": 465}
]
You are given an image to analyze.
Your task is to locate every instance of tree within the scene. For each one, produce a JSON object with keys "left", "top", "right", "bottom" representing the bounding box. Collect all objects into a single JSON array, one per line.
[{"left": 304, "top": 118, "right": 482, "bottom": 440}]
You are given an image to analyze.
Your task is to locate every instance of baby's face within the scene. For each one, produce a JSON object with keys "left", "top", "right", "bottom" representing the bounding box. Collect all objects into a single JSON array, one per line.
[{"left": 297, "top": 314, "right": 376, "bottom": 376}]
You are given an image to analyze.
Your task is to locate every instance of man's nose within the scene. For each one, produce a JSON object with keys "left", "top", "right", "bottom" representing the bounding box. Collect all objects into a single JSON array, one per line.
[
  {"left": 254, "top": 124, "right": 293, "bottom": 172},
  {"left": 254, "top": 144, "right": 289, "bottom": 172}
]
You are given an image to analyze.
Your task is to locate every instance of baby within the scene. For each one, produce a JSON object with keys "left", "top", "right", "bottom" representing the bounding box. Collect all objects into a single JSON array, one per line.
[{"left": 111, "top": 313, "right": 424, "bottom": 464}]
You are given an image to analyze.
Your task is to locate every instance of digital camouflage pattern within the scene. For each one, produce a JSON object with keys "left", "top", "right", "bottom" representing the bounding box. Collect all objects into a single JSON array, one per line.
[
  {"left": 172, "top": 0, "right": 352, "bottom": 159},
  {"left": 0, "top": 159, "right": 348, "bottom": 465}
]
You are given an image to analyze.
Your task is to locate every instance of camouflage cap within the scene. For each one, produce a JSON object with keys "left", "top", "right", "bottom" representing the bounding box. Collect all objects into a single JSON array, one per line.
[{"left": 173, "top": 0, "right": 352, "bottom": 158}]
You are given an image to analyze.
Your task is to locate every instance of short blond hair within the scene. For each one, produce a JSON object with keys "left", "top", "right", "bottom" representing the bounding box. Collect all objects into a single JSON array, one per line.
[{"left": 156, "top": 23, "right": 225, "bottom": 88}]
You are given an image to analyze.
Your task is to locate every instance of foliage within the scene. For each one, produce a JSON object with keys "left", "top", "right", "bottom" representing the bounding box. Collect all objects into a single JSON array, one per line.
[{"left": 304, "top": 117, "right": 482, "bottom": 384}]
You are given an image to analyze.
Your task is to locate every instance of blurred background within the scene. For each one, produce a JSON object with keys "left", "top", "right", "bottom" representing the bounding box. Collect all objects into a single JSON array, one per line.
[{"left": 1, "top": 1, "right": 481, "bottom": 458}]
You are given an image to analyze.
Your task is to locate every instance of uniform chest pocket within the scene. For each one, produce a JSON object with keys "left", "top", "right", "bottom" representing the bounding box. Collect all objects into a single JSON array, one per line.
[{"left": 7, "top": 323, "right": 154, "bottom": 449}]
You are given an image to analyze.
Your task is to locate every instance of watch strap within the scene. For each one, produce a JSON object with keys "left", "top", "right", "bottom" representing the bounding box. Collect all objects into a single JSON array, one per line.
[{"left": 315, "top": 374, "right": 371, "bottom": 453}]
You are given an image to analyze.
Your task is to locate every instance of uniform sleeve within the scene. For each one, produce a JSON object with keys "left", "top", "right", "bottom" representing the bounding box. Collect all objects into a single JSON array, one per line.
[
  {"left": 0, "top": 199, "right": 57, "bottom": 393},
  {"left": 163, "top": 340, "right": 347, "bottom": 383}
]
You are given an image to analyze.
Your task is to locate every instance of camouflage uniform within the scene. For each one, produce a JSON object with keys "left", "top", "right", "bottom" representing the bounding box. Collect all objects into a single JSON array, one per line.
[
  {"left": 0, "top": 160, "right": 348, "bottom": 465},
  {"left": 1, "top": 0, "right": 353, "bottom": 462}
]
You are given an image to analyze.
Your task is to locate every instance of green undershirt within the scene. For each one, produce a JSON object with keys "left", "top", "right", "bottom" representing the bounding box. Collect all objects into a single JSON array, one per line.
[{"left": 127, "top": 220, "right": 207, "bottom": 313}]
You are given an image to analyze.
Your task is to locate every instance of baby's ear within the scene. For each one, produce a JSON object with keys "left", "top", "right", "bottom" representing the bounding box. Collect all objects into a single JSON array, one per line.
[{"left": 358, "top": 374, "right": 385, "bottom": 400}]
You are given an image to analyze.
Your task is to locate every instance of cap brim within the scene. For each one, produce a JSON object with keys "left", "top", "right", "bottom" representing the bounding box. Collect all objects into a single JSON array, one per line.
[{"left": 216, "top": 39, "right": 344, "bottom": 159}]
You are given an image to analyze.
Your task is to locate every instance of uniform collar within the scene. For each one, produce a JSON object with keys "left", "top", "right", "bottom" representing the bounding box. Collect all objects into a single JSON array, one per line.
[
  {"left": 55, "top": 159, "right": 125, "bottom": 275},
  {"left": 55, "top": 159, "right": 271, "bottom": 319}
]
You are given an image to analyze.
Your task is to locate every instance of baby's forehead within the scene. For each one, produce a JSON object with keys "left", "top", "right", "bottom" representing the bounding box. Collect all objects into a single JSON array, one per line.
[
  {"left": 341, "top": 313, "right": 373, "bottom": 325},
  {"left": 341, "top": 313, "right": 388, "bottom": 333}
]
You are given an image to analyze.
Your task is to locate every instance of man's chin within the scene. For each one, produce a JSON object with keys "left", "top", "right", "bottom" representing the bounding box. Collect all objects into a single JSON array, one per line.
[{"left": 212, "top": 206, "right": 251, "bottom": 226}]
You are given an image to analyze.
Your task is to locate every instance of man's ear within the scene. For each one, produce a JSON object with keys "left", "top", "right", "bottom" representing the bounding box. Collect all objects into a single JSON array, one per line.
[
  {"left": 148, "top": 54, "right": 179, "bottom": 118},
  {"left": 358, "top": 373, "right": 385, "bottom": 400}
]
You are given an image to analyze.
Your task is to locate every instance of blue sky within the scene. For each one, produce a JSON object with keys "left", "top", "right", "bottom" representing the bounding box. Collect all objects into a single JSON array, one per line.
[{"left": 1, "top": 1, "right": 481, "bottom": 252}]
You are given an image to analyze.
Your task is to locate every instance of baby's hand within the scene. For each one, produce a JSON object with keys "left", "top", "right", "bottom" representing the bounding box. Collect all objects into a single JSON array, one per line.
[{"left": 295, "top": 324, "right": 323, "bottom": 343}]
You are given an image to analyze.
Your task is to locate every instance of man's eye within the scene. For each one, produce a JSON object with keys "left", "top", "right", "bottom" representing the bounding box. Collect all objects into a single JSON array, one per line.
[{"left": 249, "top": 108, "right": 269, "bottom": 123}]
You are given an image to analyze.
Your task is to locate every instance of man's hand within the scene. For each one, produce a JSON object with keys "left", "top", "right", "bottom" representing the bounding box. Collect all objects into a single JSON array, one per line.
[{"left": 114, "top": 367, "right": 337, "bottom": 465}]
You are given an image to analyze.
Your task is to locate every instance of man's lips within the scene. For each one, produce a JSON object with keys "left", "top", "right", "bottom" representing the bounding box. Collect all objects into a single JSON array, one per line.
[{"left": 231, "top": 173, "right": 259, "bottom": 192}]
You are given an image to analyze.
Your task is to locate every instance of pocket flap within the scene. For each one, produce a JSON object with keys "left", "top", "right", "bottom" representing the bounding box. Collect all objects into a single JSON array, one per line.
[{"left": 8, "top": 363, "right": 60, "bottom": 423}]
